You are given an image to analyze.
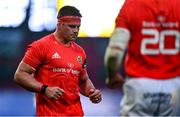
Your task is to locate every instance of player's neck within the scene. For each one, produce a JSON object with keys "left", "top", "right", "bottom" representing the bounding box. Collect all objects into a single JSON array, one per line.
[{"left": 53, "top": 32, "right": 71, "bottom": 47}]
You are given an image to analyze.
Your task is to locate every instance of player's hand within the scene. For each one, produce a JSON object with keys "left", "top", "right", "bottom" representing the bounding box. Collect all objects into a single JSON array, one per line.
[
  {"left": 105, "top": 73, "right": 124, "bottom": 89},
  {"left": 45, "top": 86, "right": 65, "bottom": 100},
  {"left": 89, "top": 89, "right": 102, "bottom": 103}
]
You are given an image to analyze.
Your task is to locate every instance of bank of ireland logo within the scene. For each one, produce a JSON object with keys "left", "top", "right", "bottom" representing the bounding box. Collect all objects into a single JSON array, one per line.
[{"left": 77, "top": 55, "right": 82, "bottom": 63}]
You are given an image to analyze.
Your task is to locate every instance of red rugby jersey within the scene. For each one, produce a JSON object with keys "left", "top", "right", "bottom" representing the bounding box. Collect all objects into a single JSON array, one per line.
[
  {"left": 116, "top": 0, "right": 180, "bottom": 79},
  {"left": 23, "top": 34, "right": 87, "bottom": 116}
]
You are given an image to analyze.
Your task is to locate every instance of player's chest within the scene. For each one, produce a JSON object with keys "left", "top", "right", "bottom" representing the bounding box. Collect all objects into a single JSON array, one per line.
[{"left": 46, "top": 48, "right": 83, "bottom": 70}]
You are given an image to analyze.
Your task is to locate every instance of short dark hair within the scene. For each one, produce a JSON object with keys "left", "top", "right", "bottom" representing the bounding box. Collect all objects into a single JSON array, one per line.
[{"left": 57, "top": 5, "right": 82, "bottom": 19}]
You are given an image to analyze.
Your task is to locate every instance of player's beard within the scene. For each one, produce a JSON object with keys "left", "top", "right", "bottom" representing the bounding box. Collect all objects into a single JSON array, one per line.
[
  {"left": 68, "top": 33, "right": 78, "bottom": 41},
  {"left": 61, "top": 32, "right": 76, "bottom": 42}
]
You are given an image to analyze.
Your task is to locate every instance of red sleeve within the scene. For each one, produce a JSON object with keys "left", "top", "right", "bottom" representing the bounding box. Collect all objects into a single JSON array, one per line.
[
  {"left": 79, "top": 49, "right": 87, "bottom": 77},
  {"left": 22, "top": 41, "right": 44, "bottom": 70}
]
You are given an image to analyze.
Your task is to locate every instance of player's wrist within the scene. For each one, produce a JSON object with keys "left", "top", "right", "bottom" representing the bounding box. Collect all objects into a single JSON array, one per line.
[
  {"left": 40, "top": 85, "right": 48, "bottom": 94},
  {"left": 108, "top": 71, "right": 118, "bottom": 79}
]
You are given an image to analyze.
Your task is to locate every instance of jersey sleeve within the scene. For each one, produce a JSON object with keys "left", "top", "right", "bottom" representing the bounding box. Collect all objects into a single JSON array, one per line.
[
  {"left": 22, "top": 41, "right": 45, "bottom": 70},
  {"left": 79, "top": 49, "right": 87, "bottom": 77}
]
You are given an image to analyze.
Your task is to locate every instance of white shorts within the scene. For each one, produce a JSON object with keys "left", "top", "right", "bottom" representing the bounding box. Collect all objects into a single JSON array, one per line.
[{"left": 120, "top": 77, "right": 180, "bottom": 116}]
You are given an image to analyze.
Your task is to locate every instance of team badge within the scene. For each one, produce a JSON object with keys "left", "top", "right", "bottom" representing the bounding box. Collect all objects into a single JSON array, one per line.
[{"left": 77, "top": 56, "right": 82, "bottom": 63}]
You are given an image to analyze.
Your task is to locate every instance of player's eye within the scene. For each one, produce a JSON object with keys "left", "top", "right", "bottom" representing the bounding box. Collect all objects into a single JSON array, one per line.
[{"left": 68, "top": 25, "right": 80, "bottom": 29}]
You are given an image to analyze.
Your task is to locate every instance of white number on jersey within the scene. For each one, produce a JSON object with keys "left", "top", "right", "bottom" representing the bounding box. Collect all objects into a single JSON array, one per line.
[{"left": 141, "top": 29, "right": 180, "bottom": 55}]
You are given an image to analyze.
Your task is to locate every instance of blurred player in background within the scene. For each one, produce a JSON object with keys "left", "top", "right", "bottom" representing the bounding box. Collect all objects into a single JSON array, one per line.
[
  {"left": 104, "top": 0, "right": 180, "bottom": 116},
  {"left": 14, "top": 5, "right": 101, "bottom": 116}
]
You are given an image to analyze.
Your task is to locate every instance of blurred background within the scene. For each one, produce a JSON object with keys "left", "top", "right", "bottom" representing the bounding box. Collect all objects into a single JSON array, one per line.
[{"left": 0, "top": 0, "right": 125, "bottom": 116}]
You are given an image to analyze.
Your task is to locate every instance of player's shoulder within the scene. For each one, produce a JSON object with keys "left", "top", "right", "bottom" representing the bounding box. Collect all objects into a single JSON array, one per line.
[
  {"left": 71, "top": 41, "right": 85, "bottom": 53},
  {"left": 173, "top": 0, "right": 180, "bottom": 10},
  {"left": 36, "top": 34, "right": 53, "bottom": 45},
  {"left": 30, "top": 34, "right": 53, "bottom": 47},
  {"left": 121, "top": 0, "right": 143, "bottom": 11}
]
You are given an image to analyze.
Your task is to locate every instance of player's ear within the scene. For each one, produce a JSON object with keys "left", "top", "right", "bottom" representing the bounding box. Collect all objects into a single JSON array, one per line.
[
  {"left": 57, "top": 22, "right": 61, "bottom": 27},
  {"left": 57, "top": 23, "right": 63, "bottom": 30}
]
